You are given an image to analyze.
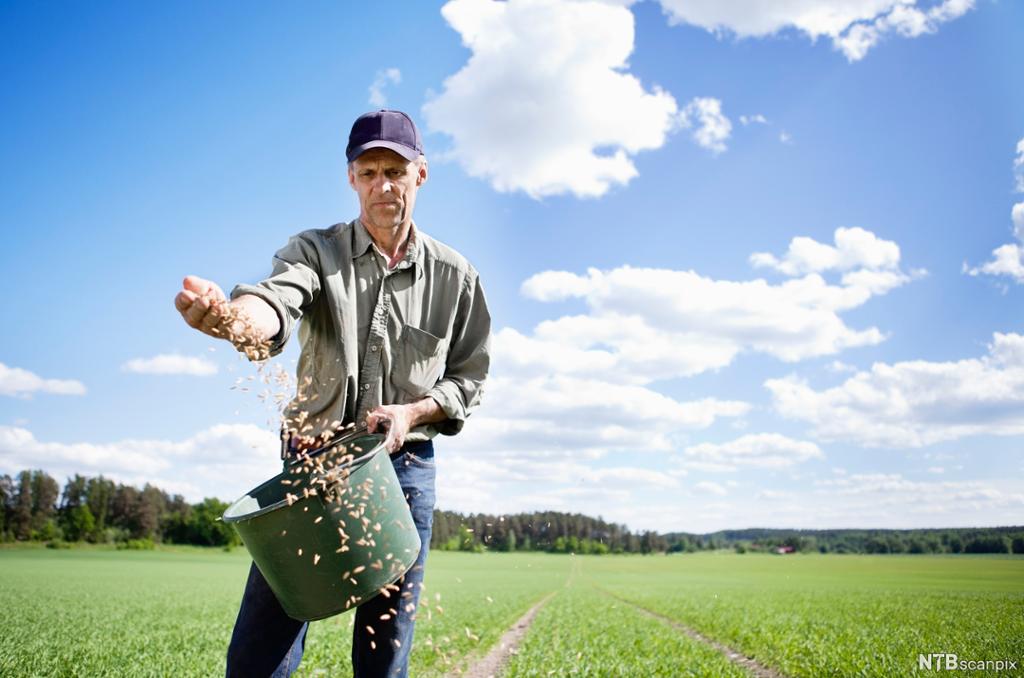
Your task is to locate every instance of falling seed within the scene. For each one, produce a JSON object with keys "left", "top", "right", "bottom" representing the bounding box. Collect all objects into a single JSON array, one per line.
[
  {"left": 280, "top": 530, "right": 287, "bottom": 537},
  {"left": 370, "top": 641, "right": 376, "bottom": 650},
  {"left": 313, "top": 554, "right": 321, "bottom": 565},
  {"left": 365, "top": 625, "right": 375, "bottom": 635},
  {"left": 297, "top": 548, "right": 303, "bottom": 556},
  {"left": 314, "top": 516, "right": 323, "bottom": 524},
  {"left": 379, "top": 613, "right": 391, "bottom": 621}
]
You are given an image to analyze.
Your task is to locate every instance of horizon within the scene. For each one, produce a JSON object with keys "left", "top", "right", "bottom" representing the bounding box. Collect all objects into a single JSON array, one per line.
[{"left": 2, "top": 0, "right": 1023, "bottom": 534}]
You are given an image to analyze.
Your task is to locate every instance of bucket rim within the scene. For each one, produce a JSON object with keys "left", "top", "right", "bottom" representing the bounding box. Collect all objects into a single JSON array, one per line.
[{"left": 223, "top": 435, "right": 386, "bottom": 524}]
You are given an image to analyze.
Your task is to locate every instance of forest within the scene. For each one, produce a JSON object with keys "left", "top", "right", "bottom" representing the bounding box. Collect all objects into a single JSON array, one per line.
[{"left": 2, "top": 469, "right": 1021, "bottom": 555}]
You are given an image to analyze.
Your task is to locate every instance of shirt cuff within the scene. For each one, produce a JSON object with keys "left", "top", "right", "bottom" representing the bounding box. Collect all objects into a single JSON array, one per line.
[
  {"left": 426, "top": 382, "right": 466, "bottom": 436},
  {"left": 230, "top": 283, "right": 290, "bottom": 357}
]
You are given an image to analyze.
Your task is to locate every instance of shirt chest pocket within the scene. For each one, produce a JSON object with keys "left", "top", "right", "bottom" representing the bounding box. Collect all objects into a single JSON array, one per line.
[{"left": 391, "top": 325, "right": 446, "bottom": 397}]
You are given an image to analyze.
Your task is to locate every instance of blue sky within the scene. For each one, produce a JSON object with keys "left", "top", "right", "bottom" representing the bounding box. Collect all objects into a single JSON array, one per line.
[{"left": 2, "top": 0, "right": 1023, "bottom": 532}]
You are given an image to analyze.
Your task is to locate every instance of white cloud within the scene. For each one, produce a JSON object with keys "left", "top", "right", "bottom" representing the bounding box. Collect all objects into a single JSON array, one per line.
[
  {"left": 656, "top": 0, "right": 976, "bottom": 62},
  {"left": 966, "top": 137, "right": 1024, "bottom": 283},
  {"left": 803, "top": 473, "right": 1024, "bottom": 523},
  {"left": 368, "top": 68, "right": 401, "bottom": 107},
  {"left": 1015, "top": 137, "right": 1024, "bottom": 193},
  {"left": 756, "top": 489, "right": 792, "bottom": 500},
  {"left": 767, "top": 332, "right": 1024, "bottom": 447},
  {"left": 966, "top": 244, "right": 1024, "bottom": 283},
  {"left": 422, "top": 0, "right": 680, "bottom": 198},
  {"left": 445, "top": 373, "right": 750, "bottom": 458},
  {"left": 1013, "top": 203, "right": 1024, "bottom": 240},
  {"left": 739, "top": 113, "right": 768, "bottom": 126},
  {"left": 122, "top": 353, "right": 218, "bottom": 377},
  {"left": 679, "top": 97, "right": 732, "bottom": 154},
  {"left": 0, "top": 424, "right": 282, "bottom": 503},
  {"left": 519, "top": 228, "right": 916, "bottom": 377},
  {"left": 694, "top": 480, "right": 728, "bottom": 496},
  {"left": 750, "top": 226, "right": 903, "bottom": 276},
  {"left": 779, "top": 130, "right": 793, "bottom": 144},
  {"left": 0, "top": 363, "right": 85, "bottom": 397},
  {"left": 681, "top": 433, "right": 823, "bottom": 471}
]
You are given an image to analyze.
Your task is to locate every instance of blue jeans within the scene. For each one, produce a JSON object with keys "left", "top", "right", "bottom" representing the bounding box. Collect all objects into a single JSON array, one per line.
[{"left": 226, "top": 440, "right": 436, "bottom": 678}]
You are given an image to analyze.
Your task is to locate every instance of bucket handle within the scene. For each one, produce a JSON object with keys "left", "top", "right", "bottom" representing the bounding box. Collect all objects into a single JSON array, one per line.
[{"left": 287, "top": 424, "right": 369, "bottom": 464}]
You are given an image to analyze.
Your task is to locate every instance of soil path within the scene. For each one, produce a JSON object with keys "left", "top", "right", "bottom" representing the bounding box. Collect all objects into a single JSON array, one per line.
[
  {"left": 457, "top": 592, "right": 556, "bottom": 678},
  {"left": 596, "top": 588, "right": 788, "bottom": 678}
]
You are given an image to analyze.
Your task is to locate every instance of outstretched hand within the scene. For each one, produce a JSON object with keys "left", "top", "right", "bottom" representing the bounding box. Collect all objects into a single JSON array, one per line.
[{"left": 174, "top": 275, "right": 230, "bottom": 339}]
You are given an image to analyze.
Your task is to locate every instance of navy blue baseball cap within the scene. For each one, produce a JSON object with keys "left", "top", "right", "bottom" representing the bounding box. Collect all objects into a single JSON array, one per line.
[{"left": 346, "top": 109, "right": 423, "bottom": 162}]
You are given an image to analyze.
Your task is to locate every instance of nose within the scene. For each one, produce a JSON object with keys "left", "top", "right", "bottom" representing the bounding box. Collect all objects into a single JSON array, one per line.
[{"left": 381, "top": 180, "right": 393, "bottom": 193}]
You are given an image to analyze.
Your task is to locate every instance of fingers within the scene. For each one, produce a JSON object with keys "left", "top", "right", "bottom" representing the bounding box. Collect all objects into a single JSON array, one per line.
[
  {"left": 367, "top": 409, "right": 402, "bottom": 453},
  {"left": 184, "top": 294, "right": 212, "bottom": 328},
  {"left": 383, "top": 423, "right": 403, "bottom": 454},
  {"left": 199, "top": 298, "right": 228, "bottom": 335},
  {"left": 182, "top": 275, "right": 226, "bottom": 301},
  {"left": 177, "top": 292, "right": 228, "bottom": 337},
  {"left": 174, "top": 290, "right": 197, "bottom": 314}
]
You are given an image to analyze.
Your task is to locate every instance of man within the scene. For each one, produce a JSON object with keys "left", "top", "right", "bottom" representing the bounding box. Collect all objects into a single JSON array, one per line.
[{"left": 174, "top": 109, "right": 491, "bottom": 677}]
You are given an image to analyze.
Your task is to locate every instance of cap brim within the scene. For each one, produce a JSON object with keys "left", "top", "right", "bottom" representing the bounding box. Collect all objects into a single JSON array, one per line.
[{"left": 347, "top": 140, "right": 420, "bottom": 162}]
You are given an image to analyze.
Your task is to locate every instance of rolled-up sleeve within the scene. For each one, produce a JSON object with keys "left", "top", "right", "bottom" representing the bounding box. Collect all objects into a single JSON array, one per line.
[
  {"left": 230, "top": 233, "right": 321, "bottom": 357},
  {"left": 427, "top": 269, "right": 491, "bottom": 435}
]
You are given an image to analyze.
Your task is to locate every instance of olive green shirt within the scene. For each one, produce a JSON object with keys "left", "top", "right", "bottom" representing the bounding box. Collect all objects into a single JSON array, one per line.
[{"left": 231, "top": 219, "right": 491, "bottom": 442}]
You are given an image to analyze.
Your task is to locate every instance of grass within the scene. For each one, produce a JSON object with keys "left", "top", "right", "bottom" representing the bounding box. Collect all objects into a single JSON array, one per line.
[
  {"left": 503, "top": 560, "right": 750, "bottom": 677},
  {"left": 1, "top": 546, "right": 1021, "bottom": 677},
  {"left": 582, "top": 552, "right": 1024, "bottom": 677}
]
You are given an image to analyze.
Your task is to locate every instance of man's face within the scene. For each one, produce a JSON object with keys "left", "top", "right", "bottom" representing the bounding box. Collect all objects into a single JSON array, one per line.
[{"left": 347, "top": 148, "right": 427, "bottom": 232}]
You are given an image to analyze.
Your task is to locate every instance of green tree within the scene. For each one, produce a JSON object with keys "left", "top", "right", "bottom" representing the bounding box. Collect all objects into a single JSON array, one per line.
[
  {"left": 187, "top": 498, "right": 240, "bottom": 546},
  {"left": 12, "top": 471, "right": 33, "bottom": 540},
  {"left": 0, "top": 473, "right": 13, "bottom": 538},
  {"left": 63, "top": 505, "right": 96, "bottom": 542},
  {"left": 30, "top": 470, "right": 60, "bottom": 533},
  {"left": 86, "top": 476, "right": 115, "bottom": 539}
]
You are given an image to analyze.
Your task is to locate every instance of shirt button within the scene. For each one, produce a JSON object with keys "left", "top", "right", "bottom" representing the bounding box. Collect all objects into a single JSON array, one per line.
[
  {"left": 362, "top": 384, "right": 370, "bottom": 391},
  {"left": 371, "top": 345, "right": 379, "bottom": 352}
]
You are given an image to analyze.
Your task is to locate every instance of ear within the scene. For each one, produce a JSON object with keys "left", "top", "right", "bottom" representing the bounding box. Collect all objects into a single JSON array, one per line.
[
  {"left": 416, "top": 158, "right": 428, "bottom": 187},
  {"left": 347, "top": 164, "right": 356, "bottom": 190}
]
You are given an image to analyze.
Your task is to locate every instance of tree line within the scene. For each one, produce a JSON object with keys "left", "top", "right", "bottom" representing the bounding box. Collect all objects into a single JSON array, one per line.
[
  {"left": 3, "top": 469, "right": 1021, "bottom": 555},
  {"left": 430, "top": 511, "right": 1024, "bottom": 555},
  {"left": 687, "top": 527, "right": 1024, "bottom": 555},
  {"left": 0, "top": 470, "right": 238, "bottom": 548}
]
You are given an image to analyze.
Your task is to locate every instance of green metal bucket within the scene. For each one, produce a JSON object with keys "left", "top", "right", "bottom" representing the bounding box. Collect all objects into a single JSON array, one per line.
[{"left": 222, "top": 431, "right": 421, "bottom": 621}]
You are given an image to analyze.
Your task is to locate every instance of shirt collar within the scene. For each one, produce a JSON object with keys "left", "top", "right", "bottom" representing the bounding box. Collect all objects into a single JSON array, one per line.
[{"left": 352, "top": 219, "right": 424, "bottom": 275}]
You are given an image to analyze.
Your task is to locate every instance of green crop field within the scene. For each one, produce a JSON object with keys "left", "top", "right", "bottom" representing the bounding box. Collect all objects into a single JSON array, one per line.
[{"left": 1, "top": 546, "right": 1021, "bottom": 677}]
